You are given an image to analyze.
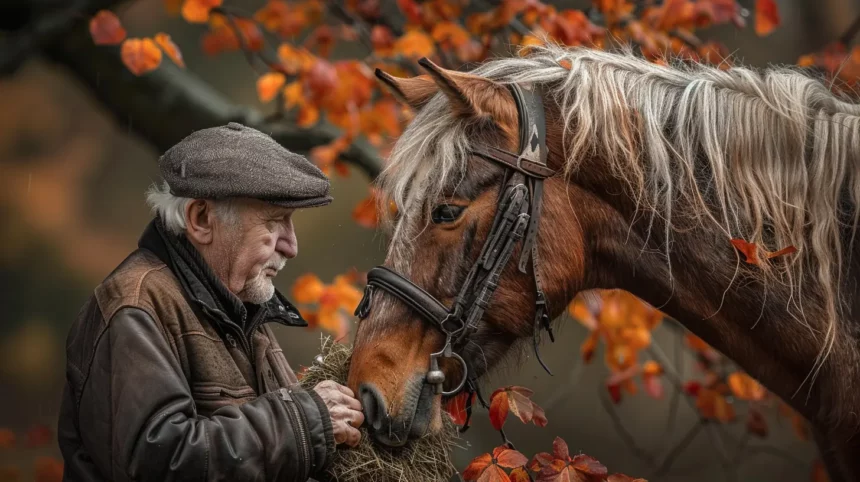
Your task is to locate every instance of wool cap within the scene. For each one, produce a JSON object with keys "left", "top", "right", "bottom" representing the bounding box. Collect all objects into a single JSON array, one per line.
[{"left": 158, "top": 122, "right": 332, "bottom": 209}]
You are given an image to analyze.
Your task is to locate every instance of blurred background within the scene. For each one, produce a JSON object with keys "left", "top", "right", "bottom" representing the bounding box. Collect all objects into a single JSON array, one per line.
[{"left": 1, "top": 0, "right": 858, "bottom": 480}]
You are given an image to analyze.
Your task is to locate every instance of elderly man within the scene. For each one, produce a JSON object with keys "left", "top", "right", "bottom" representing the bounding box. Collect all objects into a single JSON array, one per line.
[{"left": 58, "top": 123, "right": 364, "bottom": 481}]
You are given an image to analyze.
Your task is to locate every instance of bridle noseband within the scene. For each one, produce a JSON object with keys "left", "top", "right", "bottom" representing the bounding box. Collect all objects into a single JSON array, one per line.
[{"left": 354, "top": 82, "right": 557, "bottom": 402}]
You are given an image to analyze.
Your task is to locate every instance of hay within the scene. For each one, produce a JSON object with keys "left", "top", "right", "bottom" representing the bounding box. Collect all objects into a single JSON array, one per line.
[{"left": 298, "top": 337, "right": 461, "bottom": 482}]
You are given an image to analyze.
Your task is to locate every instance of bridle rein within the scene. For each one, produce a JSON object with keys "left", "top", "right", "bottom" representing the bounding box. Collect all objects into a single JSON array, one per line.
[{"left": 354, "top": 81, "right": 557, "bottom": 411}]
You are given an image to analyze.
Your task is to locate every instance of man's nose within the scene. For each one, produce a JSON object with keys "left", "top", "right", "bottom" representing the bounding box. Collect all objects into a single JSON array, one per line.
[{"left": 275, "top": 229, "right": 297, "bottom": 259}]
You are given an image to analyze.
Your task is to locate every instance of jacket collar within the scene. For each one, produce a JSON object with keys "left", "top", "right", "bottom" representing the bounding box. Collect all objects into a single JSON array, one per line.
[{"left": 138, "top": 218, "right": 307, "bottom": 329}]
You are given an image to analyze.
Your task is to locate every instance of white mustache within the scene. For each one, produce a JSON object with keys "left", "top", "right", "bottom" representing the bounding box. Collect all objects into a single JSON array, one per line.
[{"left": 264, "top": 255, "right": 287, "bottom": 273}]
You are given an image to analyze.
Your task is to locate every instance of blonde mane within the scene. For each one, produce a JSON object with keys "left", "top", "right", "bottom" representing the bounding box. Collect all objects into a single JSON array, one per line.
[{"left": 377, "top": 44, "right": 860, "bottom": 380}]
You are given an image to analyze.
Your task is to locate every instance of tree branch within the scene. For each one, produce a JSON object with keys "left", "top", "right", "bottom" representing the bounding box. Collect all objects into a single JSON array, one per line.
[{"left": 3, "top": 0, "right": 383, "bottom": 179}]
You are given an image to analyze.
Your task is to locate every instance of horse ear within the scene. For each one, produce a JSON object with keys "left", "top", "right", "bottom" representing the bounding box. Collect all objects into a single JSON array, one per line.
[
  {"left": 416, "top": 57, "right": 503, "bottom": 118},
  {"left": 375, "top": 69, "right": 438, "bottom": 110}
]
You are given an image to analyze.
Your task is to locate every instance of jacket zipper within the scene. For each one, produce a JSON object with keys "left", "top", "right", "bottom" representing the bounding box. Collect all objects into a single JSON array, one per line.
[{"left": 280, "top": 389, "right": 311, "bottom": 477}]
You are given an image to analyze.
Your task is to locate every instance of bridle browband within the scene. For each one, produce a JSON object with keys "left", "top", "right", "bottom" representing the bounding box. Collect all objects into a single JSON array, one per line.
[{"left": 354, "top": 81, "right": 557, "bottom": 412}]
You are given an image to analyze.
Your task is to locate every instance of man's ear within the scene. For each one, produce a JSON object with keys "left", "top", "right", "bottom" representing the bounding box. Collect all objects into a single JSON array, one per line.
[{"left": 185, "top": 199, "right": 215, "bottom": 245}]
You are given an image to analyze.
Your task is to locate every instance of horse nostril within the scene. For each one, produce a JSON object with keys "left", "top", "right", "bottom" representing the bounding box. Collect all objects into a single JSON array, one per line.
[{"left": 359, "top": 383, "right": 386, "bottom": 432}]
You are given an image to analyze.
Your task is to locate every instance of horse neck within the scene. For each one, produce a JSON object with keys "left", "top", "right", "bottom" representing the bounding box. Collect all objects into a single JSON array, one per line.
[{"left": 548, "top": 143, "right": 860, "bottom": 435}]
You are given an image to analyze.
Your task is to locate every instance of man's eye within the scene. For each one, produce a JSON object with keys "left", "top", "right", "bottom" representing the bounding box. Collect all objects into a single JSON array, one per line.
[{"left": 431, "top": 204, "right": 464, "bottom": 224}]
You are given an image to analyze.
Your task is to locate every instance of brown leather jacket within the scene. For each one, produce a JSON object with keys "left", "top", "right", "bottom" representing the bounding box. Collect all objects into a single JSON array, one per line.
[{"left": 58, "top": 219, "right": 335, "bottom": 481}]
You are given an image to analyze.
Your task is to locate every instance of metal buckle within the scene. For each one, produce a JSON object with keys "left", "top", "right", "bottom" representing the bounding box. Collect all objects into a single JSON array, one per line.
[{"left": 427, "top": 335, "right": 469, "bottom": 396}]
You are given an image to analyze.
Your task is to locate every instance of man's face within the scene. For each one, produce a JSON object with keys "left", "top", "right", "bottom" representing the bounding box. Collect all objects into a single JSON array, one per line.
[{"left": 212, "top": 199, "right": 297, "bottom": 304}]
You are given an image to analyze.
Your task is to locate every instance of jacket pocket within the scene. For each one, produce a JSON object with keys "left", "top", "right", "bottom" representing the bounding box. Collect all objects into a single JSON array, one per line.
[{"left": 191, "top": 383, "right": 257, "bottom": 417}]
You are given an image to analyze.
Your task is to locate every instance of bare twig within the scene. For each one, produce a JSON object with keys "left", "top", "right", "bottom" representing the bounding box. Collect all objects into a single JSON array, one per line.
[
  {"left": 651, "top": 422, "right": 704, "bottom": 477},
  {"left": 598, "top": 382, "right": 657, "bottom": 468},
  {"left": 838, "top": 14, "right": 860, "bottom": 46}
]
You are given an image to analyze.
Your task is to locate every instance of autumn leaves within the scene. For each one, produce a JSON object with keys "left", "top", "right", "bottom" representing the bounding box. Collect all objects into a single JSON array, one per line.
[{"left": 89, "top": 11, "right": 184, "bottom": 76}]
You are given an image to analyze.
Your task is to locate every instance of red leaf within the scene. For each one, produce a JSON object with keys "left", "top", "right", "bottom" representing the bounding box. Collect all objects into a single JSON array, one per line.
[
  {"left": 494, "top": 446, "right": 529, "bottom": 469},
  {"left": 572, "top": 455, "right": 608, "bottom": 476},
  {"left": 89, "top": 10, "right": 127, "bottom": 45},
  {"left": 463, "top": 453, "right": 493, "bottom": 481},
  {"left": 746, "top": 408, "right": 769, "bottom": 438},
  {"left": 811, "top": 459, "right": 830, "bottom": 482},
  {"left": 306, "top": 59, "right": 338, "bottom": 102},
  {"left": 397, "top": 0, "right": 423, "bottom": 25},
  {"left": 553, "top": 436, "right": 570, "bottom": 461},
  {"left": 607, "top": 475, "right": 648, "bottom": 482},
  {"left": 730, "top": 238, "right": 759, "bottom": 265},
  {"left": 489, "top": 388, "right": 510, "bottom": 431},
  {"left": 33, "top": 456, "right": 63, "bottom": 482},
  {"left": 755, "top": 0, "right": 780, "bottom": 36},
  {"left": 446, "top": 391, "right": 476, "bottom": 426},
  {"left": 607, "top": 382, "right": 622, "bottom": 404},
  {"left": 533, "top": 403, "right": 548, "bottom": 427},
  {"left": 508, "top": 389, "right": 535, "bottom": 423},
  {"left": 529, "top": 452, "right": 554, "bottom": 472},
  {"left": 478, "top": 464, "right": 511, "bottom": 482},
  {"left": 643, "top": 373, "right": 664, "bottom": 399}
]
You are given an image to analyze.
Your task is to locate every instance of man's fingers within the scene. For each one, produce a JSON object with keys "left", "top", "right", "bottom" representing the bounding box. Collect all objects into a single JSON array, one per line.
[
  {"left": 350, "top": 409, "right": 365, "bottom": 428},
  {"left": 343, "top": 424, "right": 362, "bottom": 447},
  {"left": 333, "top": 383, "right": 355, "bottom": 398}
]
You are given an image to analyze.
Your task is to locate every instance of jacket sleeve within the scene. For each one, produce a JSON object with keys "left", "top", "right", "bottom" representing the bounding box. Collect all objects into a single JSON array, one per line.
[{"left": 75, "top": 307, "right": 335, "bottom": 482}]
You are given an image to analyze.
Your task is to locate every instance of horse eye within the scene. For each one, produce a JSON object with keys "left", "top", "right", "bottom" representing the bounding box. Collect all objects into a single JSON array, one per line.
[{"left": 431, "top": 204, "right": 464, "bottom": 224}]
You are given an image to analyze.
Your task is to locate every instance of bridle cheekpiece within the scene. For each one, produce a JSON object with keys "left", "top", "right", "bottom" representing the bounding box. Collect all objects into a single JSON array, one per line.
[{"left": 354, "top": 81, "right": 557, "bottom": 411}]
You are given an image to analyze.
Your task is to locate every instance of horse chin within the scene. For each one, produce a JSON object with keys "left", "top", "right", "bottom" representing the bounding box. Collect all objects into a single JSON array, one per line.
[{"left": 363, "top": 375, "right": 439, "bottom": 448}]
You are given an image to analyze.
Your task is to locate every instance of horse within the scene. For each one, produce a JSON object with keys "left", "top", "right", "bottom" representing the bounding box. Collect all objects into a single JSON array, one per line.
[{"left": 345, "top": 43, "right": 860, "bottom": 481}]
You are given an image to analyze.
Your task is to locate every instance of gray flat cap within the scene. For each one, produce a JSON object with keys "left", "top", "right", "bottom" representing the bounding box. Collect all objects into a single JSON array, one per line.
[{"left": 159, "top": 122, "right": 332, "bottom": 209}]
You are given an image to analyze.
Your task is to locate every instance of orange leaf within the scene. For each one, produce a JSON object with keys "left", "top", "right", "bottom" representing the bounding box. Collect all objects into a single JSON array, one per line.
[
  {"left": 182, "top": 0, "right": 222, "bottom": 23},
  {"left": 755, "top": 0, "right": 780, "bottom": 36},
  {"left": 0, "top": 465, "right": 21, "bottom": 481},
  {"left": 352, "top": 190, "right": 381, "bottom": 229},
  {"left": 318, "top": 305, "right": 349, "bottom": 339},
  {"left": 257, "top": 72, "right": 286, "bottom": 103},
  {"left": 0, "top": 429, "right": 14, "bottom": 449},
  {"left": 431, "top": 22, "right": 471, "bottom": 47},
  {"left": 767, "top": 245, "right": 798, "bottom": 259},
  {"left": 393, "top": 30, "right": 435, "bottom": 58},
  {"left": 297, "top": 104, "right": 320, "bottom": 128},
  {"left": 642, "top": 360, "right": 662, "bottom": 377},
  {"left": 509, "top": 467, "right": 531, "bottom": 482},
  {"left": 283, "top": 81, "right": 304, "bottom": 109},
  {"left": 89, "top": 10, "right": 127, "bottom": 45},
  {"left": 811, "top": 459, "right": 830, "bottom": 482},
  {"left": 463, "top": 453, "right": 493, "bottom": 481},
  {"left": 581, "top": 330, "right": 599, "bottom": 363},
  {"left": 121, "top": 38, "right": 163, "bottom": 76},
  {"left": 292, "top": 273, "right": 324, "bottom": 304},
  {"left": 33, "top": 456, "right": 63, "bottom": 482},
  {"left": 25, "top": 425, "right": 52, "bottom": 448},
  {"left": 608, "top": 475, "right": 648, "bottom": 482},
  {"left": 727, "top": 372, "right": 766, "bottom": 401},
  {"left": 494, "top": 446, "right": 528, "bottom": 469},
  {"left": 154, "top": 32, "right": 185, "bottom": 68},
  {"left": 255, "top": 0, "right": 307, "bottom": 37},
  {"left": 311, "top": 137, "right": 351, "bottom": 175},
  {"left": 164, "top": 0, "right": 183, "bottom": 16}
]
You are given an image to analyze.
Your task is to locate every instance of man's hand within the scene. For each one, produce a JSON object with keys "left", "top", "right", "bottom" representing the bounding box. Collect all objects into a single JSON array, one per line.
[{"left": 312, "top": 380, "right": 364, "bottom": 447}]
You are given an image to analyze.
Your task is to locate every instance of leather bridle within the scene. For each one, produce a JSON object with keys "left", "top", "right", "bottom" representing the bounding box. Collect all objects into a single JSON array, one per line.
[{"left": 354, "top": 81, "right": 557, "bottom": 406}]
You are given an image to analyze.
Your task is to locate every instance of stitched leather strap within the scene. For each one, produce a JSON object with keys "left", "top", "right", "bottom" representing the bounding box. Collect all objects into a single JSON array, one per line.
[{"left": 362, "top": 267, "right": 450, "bottom": 326}]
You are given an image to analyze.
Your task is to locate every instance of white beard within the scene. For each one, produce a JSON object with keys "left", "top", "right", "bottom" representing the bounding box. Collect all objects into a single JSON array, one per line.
[{"left": 237, "top": 255, "right": 286, "bottom": 304}]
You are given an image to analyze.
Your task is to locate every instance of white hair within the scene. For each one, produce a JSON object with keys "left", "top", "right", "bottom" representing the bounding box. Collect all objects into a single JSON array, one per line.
[
  {"left": 378, "top": 44, "right": 860, "bottom": 382},
  {"left": 145, "top": 182, "right": 239, "bottom": 235}
]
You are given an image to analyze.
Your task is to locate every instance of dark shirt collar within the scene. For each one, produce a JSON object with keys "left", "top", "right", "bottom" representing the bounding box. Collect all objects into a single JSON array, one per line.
[{"left": 138, "top": 217, "right": 307, "bottom": 330}]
